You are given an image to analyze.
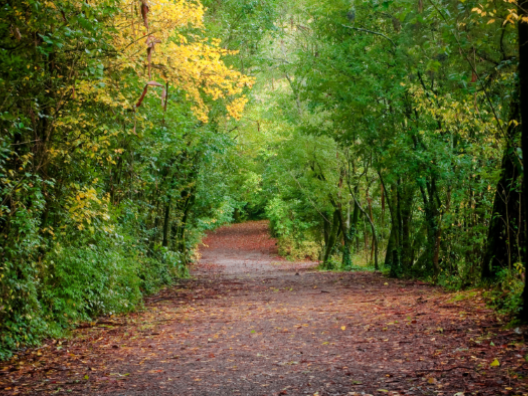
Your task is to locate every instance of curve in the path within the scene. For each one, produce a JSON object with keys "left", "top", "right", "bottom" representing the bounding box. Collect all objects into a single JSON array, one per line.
[{"left": 196, "top": 220, "right": 318, "bottom": 275}]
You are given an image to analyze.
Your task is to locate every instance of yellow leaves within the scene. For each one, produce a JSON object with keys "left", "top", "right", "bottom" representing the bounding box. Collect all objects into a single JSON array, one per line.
[
  {"left": 472, "top": 2, "right": 518, "bottom": 25},
  {"left": 509, "top": 119, "right": 520, "bottom": 127},
  {"left": 490, "top": 359, "right": 500, "bottom": 367},
  {"left": 66, "top": 187, "right": 112, "bottom": 232},
  {"left": 407, "top": 83, "right": 498, "bottom": 149},
  {"left": 34, "top": 0, "right": 252, "bottom": 201},
  {"left": 503, "top": 12, "right": 518, "bottom": 24},
  {"left": 41, "top": 227, "right": 55, "bottom": 236},
  {"left": 109, "top": 0, "right": 253, "bottom": 123},
  {"left": 227, "top": 96, "right": 250, "bottom": 121}
]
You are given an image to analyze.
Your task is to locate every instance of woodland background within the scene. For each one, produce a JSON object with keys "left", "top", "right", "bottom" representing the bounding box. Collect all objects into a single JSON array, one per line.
[{"left": 1, "top": 0, "right": 527, "bottom": 359}]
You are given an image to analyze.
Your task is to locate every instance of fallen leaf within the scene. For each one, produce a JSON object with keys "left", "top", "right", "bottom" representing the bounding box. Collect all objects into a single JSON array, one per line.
[{"left": 490, "top": 359, "right": 500, "bottom": 367}]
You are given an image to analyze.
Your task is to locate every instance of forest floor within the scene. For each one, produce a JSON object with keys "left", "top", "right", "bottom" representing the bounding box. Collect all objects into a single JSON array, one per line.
[{"left": 2, "top": 221, "right": 528, "bottom": 396}]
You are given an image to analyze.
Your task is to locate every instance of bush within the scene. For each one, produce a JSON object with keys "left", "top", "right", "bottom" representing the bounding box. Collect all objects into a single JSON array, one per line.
[
  {"left": 138, "top": 248, "right": 189, "bottom": 294},
  {"left": 265, "top": 195, "right": 323, "bottom": 261},
  {"left": 483, "top": 266, "right": 524, "bottom": 318},
  {"left": 41, "top": 243, "right": 142, "bottom": 328},
  {"left": 278, "top": 237, "right": 321, "bottom": 261},
  {"left": 0, "top": 232, "right": 190, "bottom": 360}
]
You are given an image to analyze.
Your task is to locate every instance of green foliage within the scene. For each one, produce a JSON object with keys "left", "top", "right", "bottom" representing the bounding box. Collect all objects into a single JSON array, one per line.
[
  {"left": 483, "top": 269, "right": 525, "bottom": 318},
  {"left": 277, "top": 237, "right": 321, "bottom": 261},
  {"left": 266, "top": 196, "right": 306, "bottom": 238},
  {"left": 0, "top": 0, "right": 256, "bottom": 359},
  {"left": 266, "top": 195, "right": 322, "bottom": 261},
  {"left": 136, "top": 248, "right": 189, "bottom": 295},
  {"left": 1, "top": 0, "right": 527, "bottom": 358},
  {"left": 0, "top": 227, "right": 193, "bottom": 360},
  {"left": 214, "top": 0, "right": 526, "bottom": 318},
  {"left": 41, "top": 242, "right": 142, "bottom": 327}
]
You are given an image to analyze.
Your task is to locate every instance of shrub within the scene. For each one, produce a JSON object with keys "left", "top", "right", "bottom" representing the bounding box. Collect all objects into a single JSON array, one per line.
[
  {"left": 0, "top": 232, "right": 190, "bottom": 360},
  {"left": 40, "top": 243, "right": 142, "bottom": 328},
  {"left": 278, "top": 237, "right": 321, "bottom": 261},
  {"left": 483, "top": 266, "right": 524, "bottom": 318}
]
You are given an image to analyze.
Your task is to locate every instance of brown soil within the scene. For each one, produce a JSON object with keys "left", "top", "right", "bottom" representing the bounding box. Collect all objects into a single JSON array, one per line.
[{"left": 1, "top": 220, "right": 528, "bottom": 396}]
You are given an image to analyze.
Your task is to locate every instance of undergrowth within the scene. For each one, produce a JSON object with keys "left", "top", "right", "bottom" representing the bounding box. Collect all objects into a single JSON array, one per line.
[
  {"left": 482, "top": 268, "right": 524, "bottom": 319},
  {"left": 318, "top": 252, "right": 376, "bottom": 272},
  {"left": 277, "top": 237, "right": 321, "bottom": 261},
  {"left": 0, "top": 231, "right": 190, "bottom": 360}
]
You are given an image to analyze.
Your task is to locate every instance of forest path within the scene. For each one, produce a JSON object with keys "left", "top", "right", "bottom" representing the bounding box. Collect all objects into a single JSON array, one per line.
[{"left": 4, "top": 221, "right": 528, "bottom": 396}]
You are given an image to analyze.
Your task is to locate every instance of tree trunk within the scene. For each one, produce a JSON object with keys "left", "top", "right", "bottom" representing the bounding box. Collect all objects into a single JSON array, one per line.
[
  {"left": 418, "top": 178, "right": 441, "bottom": 278},
  {"left": 162, "top": 198, "right": 171, "bottom": 247},
  {"left": 385, "top": 228, "right": 395, "bottom": 268},
  {"left": 400, "top": 185, "right": 414, "bottom": 272},
  {"left": 389, "top": 184, "right": 401, "bottom": 277},
  {"left": 340, "top": 198, "right": 359, "bottom": 269},
  {"left": 482, "top": 110, "right": 522, "bottom": 279},
  {"left": 518, "top": 5, "right": 528, "bottom": 321},
  {"left": 323, "top": 210, "right": 340, "bottom": 268},
  {"left": 379, "top": 173, "right": 401, "bottom": 275}
]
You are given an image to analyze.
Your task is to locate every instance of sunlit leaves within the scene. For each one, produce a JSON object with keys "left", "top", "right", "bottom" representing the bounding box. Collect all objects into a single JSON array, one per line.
[{"left": 110, "top": 0, "right": 254, "bottom": 122}]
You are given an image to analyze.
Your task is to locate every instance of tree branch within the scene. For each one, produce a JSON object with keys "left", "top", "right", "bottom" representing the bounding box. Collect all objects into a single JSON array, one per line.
[{"left": 341, "top": 24, "right": 396, "bottom": 47}]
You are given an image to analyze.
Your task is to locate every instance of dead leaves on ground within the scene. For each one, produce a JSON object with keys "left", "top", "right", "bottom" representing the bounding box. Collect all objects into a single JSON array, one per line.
[{"left": 2, "top": 221, "right": 528, "bottom": 396}]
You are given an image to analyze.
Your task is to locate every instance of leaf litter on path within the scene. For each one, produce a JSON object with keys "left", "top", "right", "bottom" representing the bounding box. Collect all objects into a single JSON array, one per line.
[{"left": 1, "top": 220, "right": 527, "bottom": 396}]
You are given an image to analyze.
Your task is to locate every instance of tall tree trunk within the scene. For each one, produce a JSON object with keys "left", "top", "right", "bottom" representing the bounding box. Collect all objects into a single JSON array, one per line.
[
  {"left": 390, "top": 184, "right": 401, "bottom": 277},
  {"left": 482, "top": 95, "right": 522, "bottom": 279},
  {"left": 323, "top": 209, "right": 340, "bottom": 268},
  {"left": 518, "top": 6, "right": 528, "bottom": 321},
  {"left": 400, "top": 185, "right": 414, "bottom": 272},
  {"left": 385, "top": 228, "right": 395, "bottom": 268},
  {"left": 418, "top": 178, "right": 441, "bottom": 278},
  {"left": 162, "top": 198, "right": 171, "bottom": 247},
  {"left": 175, "top": 189, "right": 196, "bottom": 260},
  {"left": 382, "top": 180, "right": 401, "bottom": 276},
  {"left": 340, "top": 198, "right": 359, "bottom": 269},
  {"left": 379, "top": 173, "right": 400, "bottom": 275}
]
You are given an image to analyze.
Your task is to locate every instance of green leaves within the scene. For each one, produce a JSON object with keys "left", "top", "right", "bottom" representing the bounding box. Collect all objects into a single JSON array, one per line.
[{"left": 0, "top": 0, "right": 249, "bottom": 359}]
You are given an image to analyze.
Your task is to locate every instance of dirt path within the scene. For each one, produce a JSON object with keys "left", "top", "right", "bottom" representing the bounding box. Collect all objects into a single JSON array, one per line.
[{"left": 2, "top": 221, "right": 528, "bottom": 396}]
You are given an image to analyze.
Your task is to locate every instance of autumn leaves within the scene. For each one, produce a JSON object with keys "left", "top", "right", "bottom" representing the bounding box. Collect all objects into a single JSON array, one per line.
[{"left": 114, "top": 0, "right": 254, "bottom": 123}]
